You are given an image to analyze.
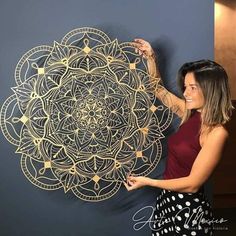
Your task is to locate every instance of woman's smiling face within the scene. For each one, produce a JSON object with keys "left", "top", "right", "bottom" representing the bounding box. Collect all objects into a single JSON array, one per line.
[{"left": 183, "top": 72, "right": 205, "bottom": 111}]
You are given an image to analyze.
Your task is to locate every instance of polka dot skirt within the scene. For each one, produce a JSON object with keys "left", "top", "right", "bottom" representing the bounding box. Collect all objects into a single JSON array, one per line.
[{"left": 152, "top": 189, "right": 213, "bottom": 235}]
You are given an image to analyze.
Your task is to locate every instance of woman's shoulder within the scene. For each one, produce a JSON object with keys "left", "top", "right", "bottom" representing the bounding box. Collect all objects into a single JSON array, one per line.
[
  {"left": 200, "top": 125, "right": 228, "bottom": 147},
  {"left": 210, "top": 125, "right": 229, "bottom": 137}
]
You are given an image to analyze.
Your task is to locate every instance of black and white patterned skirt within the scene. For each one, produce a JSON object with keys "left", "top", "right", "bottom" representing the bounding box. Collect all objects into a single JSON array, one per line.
[{"left": 152, "top": 189, "right": 213, "bottom": 236}]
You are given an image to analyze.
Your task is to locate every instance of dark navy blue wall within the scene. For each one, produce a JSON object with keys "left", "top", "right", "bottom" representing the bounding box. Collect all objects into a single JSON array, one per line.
[{"left": 0, "top": 1, "right": 213, "bottom": 236}]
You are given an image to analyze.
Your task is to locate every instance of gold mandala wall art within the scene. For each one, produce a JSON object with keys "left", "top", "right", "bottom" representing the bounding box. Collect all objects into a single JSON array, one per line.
[{"left": 0, "top": 27, "right": 173, "bottom": 201}]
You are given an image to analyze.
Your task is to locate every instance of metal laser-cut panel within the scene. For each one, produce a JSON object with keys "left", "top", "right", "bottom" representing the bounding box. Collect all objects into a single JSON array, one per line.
[{"left": 0, "top": 27, "right": 173, "bottom": 201}]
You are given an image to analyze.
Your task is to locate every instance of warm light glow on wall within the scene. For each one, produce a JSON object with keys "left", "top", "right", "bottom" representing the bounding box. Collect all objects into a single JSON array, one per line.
[{"left": 215, "top": 2, "right": 222, "bottom": 20}]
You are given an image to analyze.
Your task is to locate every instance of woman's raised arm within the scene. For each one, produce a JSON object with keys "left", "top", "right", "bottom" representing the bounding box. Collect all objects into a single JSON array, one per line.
[{"left": 133, "top": 38, "right": 185, "bottom": 117}]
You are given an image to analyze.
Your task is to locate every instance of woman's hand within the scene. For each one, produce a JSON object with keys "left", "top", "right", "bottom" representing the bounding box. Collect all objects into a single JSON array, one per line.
[
  {"left": 124, "top": 175, "right": 151, "bottom": 191},
  {"left": 133, "top": 38, "right": 155, "bottom": 60}
]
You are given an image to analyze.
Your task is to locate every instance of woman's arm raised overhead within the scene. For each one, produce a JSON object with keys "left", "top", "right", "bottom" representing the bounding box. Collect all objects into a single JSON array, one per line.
[{"left": 133, "top": 38, "right": 185, "bottom": 117}]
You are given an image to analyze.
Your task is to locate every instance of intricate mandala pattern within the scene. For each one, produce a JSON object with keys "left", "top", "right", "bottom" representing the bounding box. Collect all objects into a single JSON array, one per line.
[{"left": 0, "top": 28, "right": 173, "bottom": 201}]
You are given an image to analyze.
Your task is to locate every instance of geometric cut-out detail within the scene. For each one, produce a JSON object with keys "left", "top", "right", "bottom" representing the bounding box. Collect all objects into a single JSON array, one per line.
[{"left": 0, "top": 27, "right": 173, "bottom": 201}]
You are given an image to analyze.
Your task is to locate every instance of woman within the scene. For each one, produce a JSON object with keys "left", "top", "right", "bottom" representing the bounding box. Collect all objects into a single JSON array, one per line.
[{"left": 124, "top": 39, "right": 233, "bottom": 235}]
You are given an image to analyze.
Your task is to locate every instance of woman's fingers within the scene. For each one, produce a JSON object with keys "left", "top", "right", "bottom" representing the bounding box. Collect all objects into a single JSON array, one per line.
[
  {"left": 134, "top": 38, "right": 146, "bottom": 44},
  {"left": 123, "top": 181, "right": 130, "bottom": 190},
  {"left": 132, "top": 39, "right": 154, "bottom": 59},
  {"left": 131, "top": 43, "right": 142, "bottom": 54},
  {"left": 131, "top": 41, "right": 140, "bottom": 47},
  {"left": 127, "top": 175, "right": 136, "bottom": 181},
  {"left": 123, "top": 181, "right": 135, "bottom": 191},
  {"left": 132, "top": 41, "right": 146, "bottom": 49},
  {"left": 132, "top": 44, "right": 144, "bottom": 54},
  {"left": 127, "top": 179, "right": 133, "bottom": 186},
  {"left": 124, "top": 182, "right": 132, "bottom": 191},
  {"left": 134, "top": 38, "right": 150, "bottom": 48},
  {"left": 124, "top": 176, "right": 146, "bottom": 191}
]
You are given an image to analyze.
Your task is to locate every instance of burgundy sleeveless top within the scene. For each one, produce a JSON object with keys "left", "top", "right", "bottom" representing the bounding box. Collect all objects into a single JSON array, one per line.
[{"left": 163, "top": 111, "right": 201, "bottom": 179}]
